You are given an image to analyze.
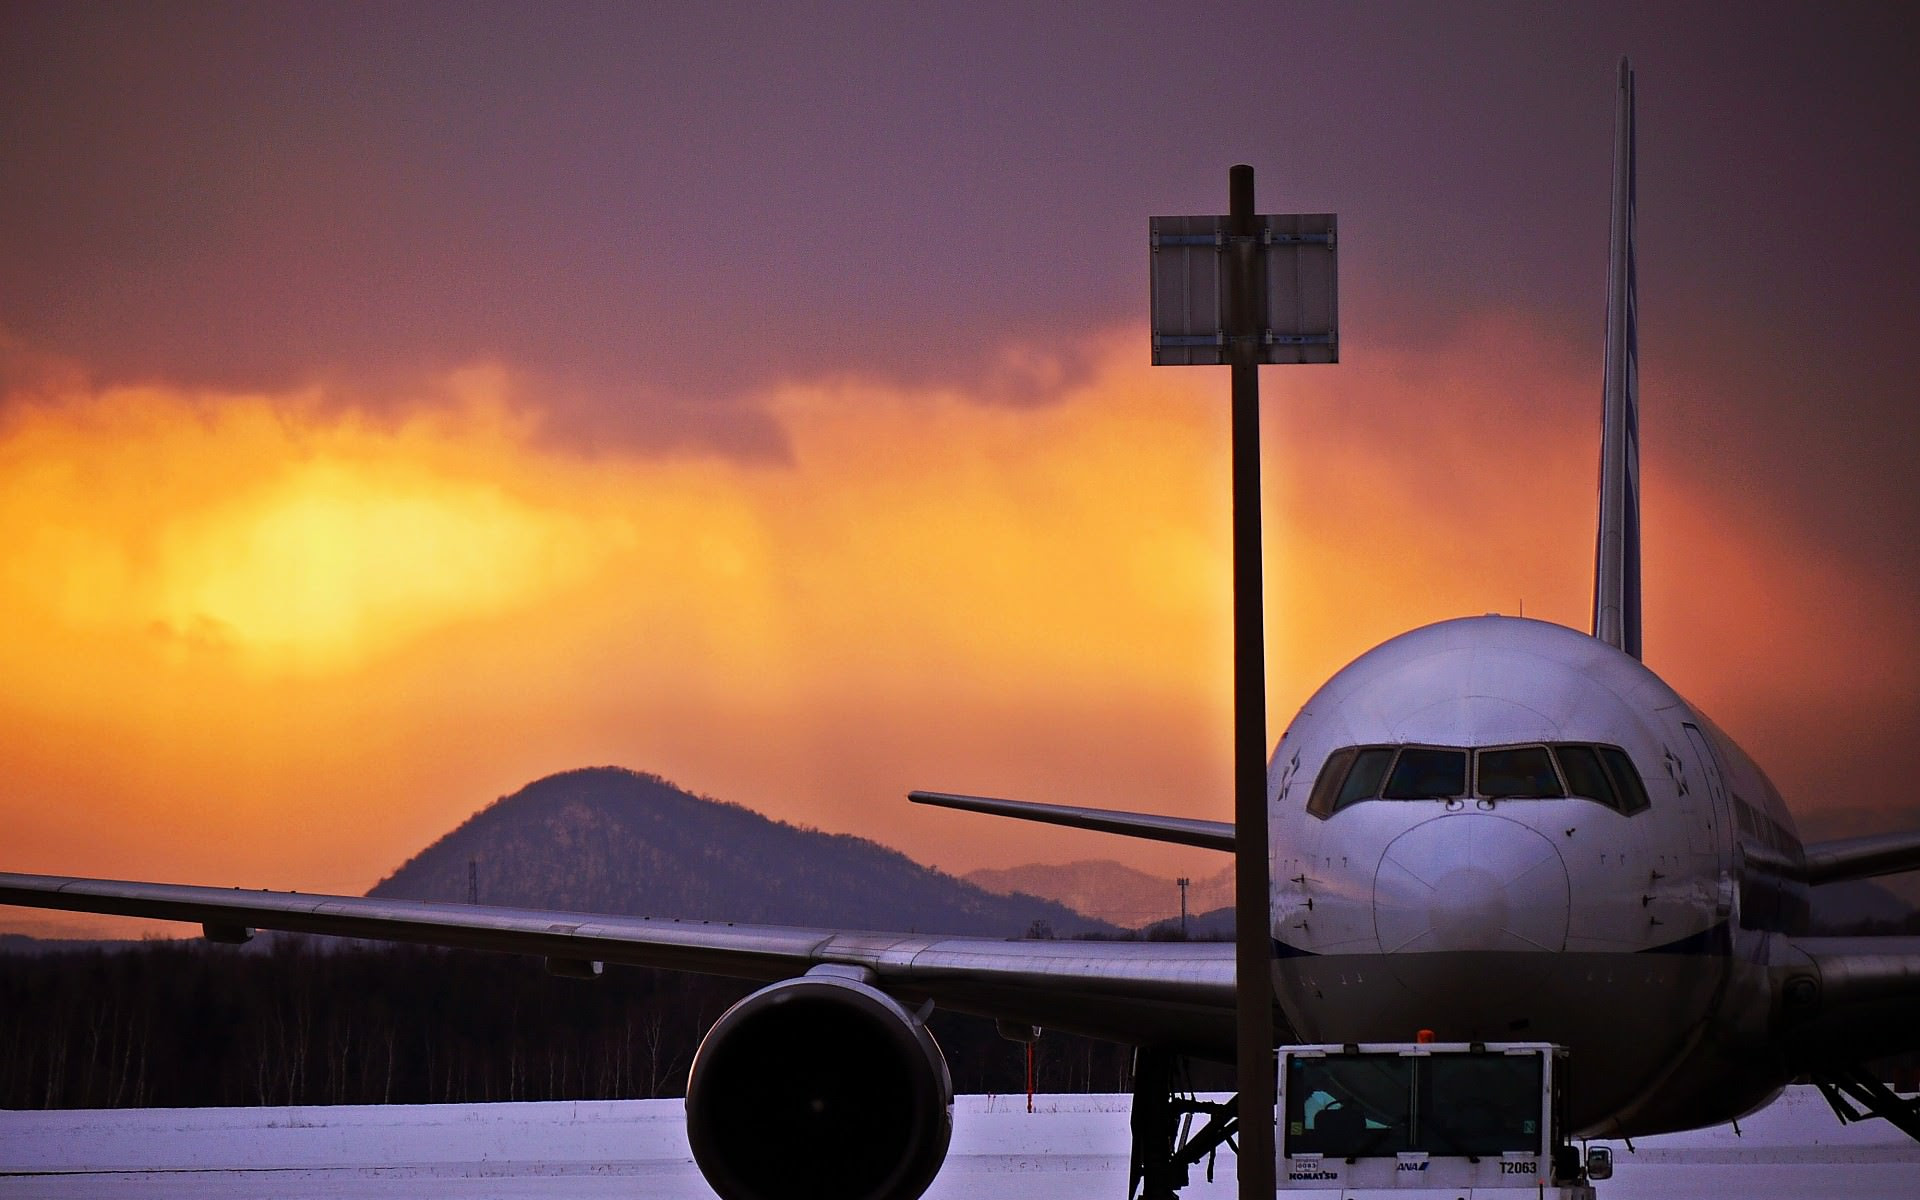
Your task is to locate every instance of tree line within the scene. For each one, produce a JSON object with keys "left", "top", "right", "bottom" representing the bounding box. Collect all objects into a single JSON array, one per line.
[
  {"left": 9, "top": 931, "right": 1906, "bottom": 1111},
  {"left": 0, "top": 937, "right": 1143, "bottom": 1109}
]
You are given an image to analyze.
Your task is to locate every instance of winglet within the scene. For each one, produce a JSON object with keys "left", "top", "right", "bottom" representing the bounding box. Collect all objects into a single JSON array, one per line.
[{"left": 1593, "top": 56, "right": 1643, "bottom": 660}]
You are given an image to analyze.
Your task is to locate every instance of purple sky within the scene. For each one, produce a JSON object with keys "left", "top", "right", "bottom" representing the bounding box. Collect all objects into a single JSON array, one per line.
[
  {"left": 3, "top": 4, "right": 1919, "bottom": 906},
  {"left": 10, "top": 2, "right": 1916, "bottom": 675},
  {"left": 6, "top": 4, "right": 1914, "bottom": 444}
]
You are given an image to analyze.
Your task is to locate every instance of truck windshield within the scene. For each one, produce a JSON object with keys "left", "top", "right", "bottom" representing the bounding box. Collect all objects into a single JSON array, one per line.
[{"left": 1284, "top": 1051, "right": 1543, "bottom": 1159}]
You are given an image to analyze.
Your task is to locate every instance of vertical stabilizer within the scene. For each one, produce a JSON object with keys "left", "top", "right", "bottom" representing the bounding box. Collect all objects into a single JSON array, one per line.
[{"left": 1593, "top": 58, "right": 1642, "bottom": 659}]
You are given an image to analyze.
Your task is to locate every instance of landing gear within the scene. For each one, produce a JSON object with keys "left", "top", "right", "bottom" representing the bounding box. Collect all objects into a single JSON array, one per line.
[
  {"left": 1129, "top": 1048, "right": 1238, "bottom": 1199},
  {"left": 1814, "top": 1063, "right": 1920, "bottom": 1141}
]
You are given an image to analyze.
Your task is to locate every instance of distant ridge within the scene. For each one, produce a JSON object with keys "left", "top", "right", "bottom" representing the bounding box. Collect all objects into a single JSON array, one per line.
[
  {"left": 966, "top": 858, "right": 1917, "bottom": 937},
  {"left": 965, "top": 860, "right": 1233, "bottom": 928},
  {"left": 370, "top": 767, "right": 1112, "bottom": 938}
]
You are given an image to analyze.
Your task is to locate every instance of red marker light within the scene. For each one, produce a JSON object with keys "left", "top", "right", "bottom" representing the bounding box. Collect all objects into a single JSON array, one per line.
[{"left": 1416, "top": 1028, "right": 1435, "bottom": 1044}]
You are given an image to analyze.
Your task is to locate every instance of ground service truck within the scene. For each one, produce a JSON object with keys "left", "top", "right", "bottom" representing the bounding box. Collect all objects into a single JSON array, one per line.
[{"left": 1276, "top": 1042, "right": 1613, "bottom": 1198}]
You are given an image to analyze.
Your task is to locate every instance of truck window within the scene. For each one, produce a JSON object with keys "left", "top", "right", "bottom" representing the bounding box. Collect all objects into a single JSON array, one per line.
[
  {"left": 1419, "top": 1053, "right": 1543, "bottom": 1156},
  {"left": 1284, "top": 1054, "right": 1412, "bottom": 1158}
]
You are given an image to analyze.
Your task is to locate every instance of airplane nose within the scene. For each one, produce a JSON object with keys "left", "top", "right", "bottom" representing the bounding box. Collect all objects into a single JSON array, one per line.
[{"left": 1373, "top": 815, "right": 1570, "bottom": 954}]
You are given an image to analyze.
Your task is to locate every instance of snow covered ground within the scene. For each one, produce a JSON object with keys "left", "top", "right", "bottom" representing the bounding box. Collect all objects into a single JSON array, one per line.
[{"left": 1, "top": 1087, "right": 1913, "bottom": 1198}]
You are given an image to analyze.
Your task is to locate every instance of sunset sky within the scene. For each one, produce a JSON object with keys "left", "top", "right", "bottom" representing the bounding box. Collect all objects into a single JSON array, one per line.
[{"left": 4, "top": 4, "right": 1918, "bottom": 936}]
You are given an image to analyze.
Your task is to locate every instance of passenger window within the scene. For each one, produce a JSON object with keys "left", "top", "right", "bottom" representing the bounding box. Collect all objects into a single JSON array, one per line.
[
  {"left": 1382, "top": 748, "right": 1466, "bottom": 800},
  {"left": 1306, "top": 748, "right": 1357, "bottom": 819},
  {"left": 1553, "top": 745, "right": 1617, "bottom": 810},
  {"left": 1338, "top": 748, "right": 1394, "bottom": 810},
  {"left": 1476, "top": 746, "right": 1562, "bottom": 799},
  {"left": 1597, "top": 746, "right": 1651, "bottom": 814}
]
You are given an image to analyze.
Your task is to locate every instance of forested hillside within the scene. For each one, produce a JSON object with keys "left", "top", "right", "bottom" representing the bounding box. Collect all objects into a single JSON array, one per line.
[{"left": 372, "top": 767, "right": 1111, "bottom": 937}]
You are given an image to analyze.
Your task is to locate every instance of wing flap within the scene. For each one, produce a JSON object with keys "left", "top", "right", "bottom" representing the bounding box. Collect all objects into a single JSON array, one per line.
[{"left": 0, "top": 870, "right": 1242, "bottom": 1055}]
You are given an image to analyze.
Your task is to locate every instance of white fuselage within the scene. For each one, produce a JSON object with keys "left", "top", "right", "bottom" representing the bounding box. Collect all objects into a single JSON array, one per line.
[{"left": 1267, "top": 615, "right": 1806, "bottom": 1137}]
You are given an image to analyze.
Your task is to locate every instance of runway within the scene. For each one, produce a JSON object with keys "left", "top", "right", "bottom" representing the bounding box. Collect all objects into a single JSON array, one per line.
[{"left": 1, "top": 1087, "right": 1913, "bottom": 1198}]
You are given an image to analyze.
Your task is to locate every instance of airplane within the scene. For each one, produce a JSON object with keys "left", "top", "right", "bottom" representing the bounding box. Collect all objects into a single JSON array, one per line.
[{"left": 5, "top": 57, "right": 1920, "bottom": 1200}]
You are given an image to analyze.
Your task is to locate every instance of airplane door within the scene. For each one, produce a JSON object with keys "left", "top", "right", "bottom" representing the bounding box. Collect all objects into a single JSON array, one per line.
[{"left": 1681, "top": 723, "right": 1731, "bottom": 878}]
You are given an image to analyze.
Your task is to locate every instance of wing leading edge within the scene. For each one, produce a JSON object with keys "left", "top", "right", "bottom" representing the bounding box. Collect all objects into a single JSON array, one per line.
[
  {"left": 0, "top": 871, "right": 1245, "bottom": 1055},
  {"left": 908, "top": 791, "right": 1235, "bottom": 852},
  {"left": 1800, "top": 830, "right": 1920, "bottom": 885}
]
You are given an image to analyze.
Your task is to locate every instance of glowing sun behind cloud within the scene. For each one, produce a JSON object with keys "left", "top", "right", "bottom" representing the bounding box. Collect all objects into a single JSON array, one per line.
[
  {"left": 150, "top": 457, "right": 610, "bottom": 670},
  {"left": 0, "top": 376, "right": 622, "bottom": 677}
]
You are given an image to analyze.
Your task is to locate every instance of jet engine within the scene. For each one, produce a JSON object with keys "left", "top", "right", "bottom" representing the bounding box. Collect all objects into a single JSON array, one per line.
[{"left": 684, "top": 970, "right": 953, "bottom": 1200}]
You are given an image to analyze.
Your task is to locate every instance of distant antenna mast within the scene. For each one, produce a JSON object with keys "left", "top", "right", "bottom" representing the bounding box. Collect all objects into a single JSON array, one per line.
[
  {"left": 467, "top": 858, "right": 478, "bottom": 905},
  {"left": 1176, "top": 877, "right": 1191, "bottom": 938}
]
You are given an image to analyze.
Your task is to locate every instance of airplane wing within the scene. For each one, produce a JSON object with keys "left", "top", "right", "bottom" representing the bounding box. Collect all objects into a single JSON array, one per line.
[
  {"left": 908, "top": 790, "right": 1235, "bottom": 851},
  {"left": 0, "top": 870, "right": 1244, "bottom": 1055},
  {"left": 1799, "top": 830, "right": 1920, "bottom": 885}
]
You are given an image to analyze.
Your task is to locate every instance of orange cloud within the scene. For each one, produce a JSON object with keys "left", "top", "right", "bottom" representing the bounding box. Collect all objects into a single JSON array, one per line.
[
  {"left": 0, "top": 369, "right": 617, "bottom": 676},
  {"left": 3, "top": 318, "right": 1915, "bottom": 938}
]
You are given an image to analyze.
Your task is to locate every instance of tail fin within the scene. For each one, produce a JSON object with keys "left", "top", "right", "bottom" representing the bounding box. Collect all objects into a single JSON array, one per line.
[{"left": 1593, "top": 57, "right": 1642, "bottom": 659}]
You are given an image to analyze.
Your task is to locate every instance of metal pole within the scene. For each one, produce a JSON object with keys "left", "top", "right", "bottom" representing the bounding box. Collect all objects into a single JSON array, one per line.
[
  {"left": 1227, "top": 163, "right": 1276, "bottom": 1200},
  {"left": 1026, "top": 1041, "right": 1035, "bottom": 1114}
]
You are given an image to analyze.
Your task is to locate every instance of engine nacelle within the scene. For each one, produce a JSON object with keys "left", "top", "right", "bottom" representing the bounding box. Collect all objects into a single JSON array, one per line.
[{"left": 685, "top": 970, "right": 953, "bottom": 1200}]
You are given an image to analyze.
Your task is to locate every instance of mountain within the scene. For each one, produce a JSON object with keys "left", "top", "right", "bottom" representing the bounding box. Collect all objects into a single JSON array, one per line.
[
  {"left": 370, "top": 767, "right": 1113, "bottom": 937},
  {"left": 964, "top": 860, "right": 1234, "bottom": 928}
]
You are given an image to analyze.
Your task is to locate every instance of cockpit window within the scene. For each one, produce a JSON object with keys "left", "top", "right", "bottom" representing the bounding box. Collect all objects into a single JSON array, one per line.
[
  {"left": 1306, "top": 741, "right": 1653, "bottom": 819},
  {"left": 1476, "top": 746, "right": 1561, "bottom": 799},
  {"left": 1597, "top": 746, "right": 1651, "bottom": 814},
  {"left": 1306, "top": 748, "right": 1357, "bottom": 818},
  {"left": 1382, "top": 748, "right": 1467, "bottom": 799},
  {"left": 1339, "top": 748, "right": 1395, "bottom": 809},
  {"left": 1553, "top": 744, "right": 1616, "bottom": 808},
  {"left": 1305, "top": 746, "right": 1397, "bottom": 818}
]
